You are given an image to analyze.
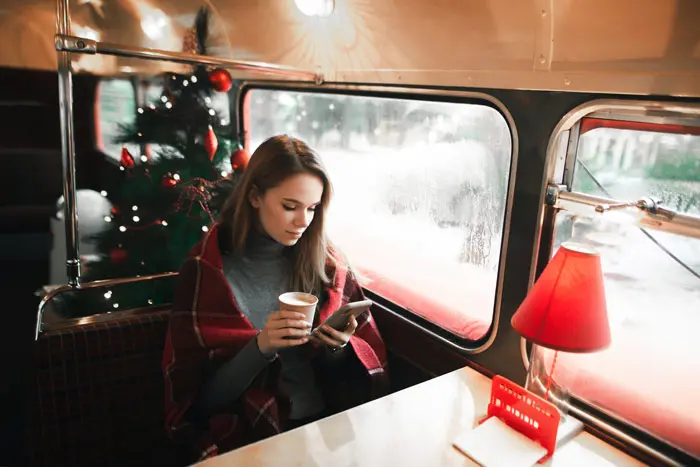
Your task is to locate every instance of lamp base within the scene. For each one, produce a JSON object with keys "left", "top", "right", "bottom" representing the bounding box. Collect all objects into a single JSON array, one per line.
[
  {"left": 525, "top": 344, "right": 584, "bottom": 447},
  {"left": 525, "top": 345, "right": 572, "bottom": 416},
  {"left": 557, "top": 414, "right": 584, "bottom": 447}
]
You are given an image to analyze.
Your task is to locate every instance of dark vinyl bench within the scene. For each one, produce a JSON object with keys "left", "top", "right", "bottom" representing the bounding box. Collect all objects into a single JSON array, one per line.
[{"left": 25, "top": 308, "right": 180, "bottom": 467}]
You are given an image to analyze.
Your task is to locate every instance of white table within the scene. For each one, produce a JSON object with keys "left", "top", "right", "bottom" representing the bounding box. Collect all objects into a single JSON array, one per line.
[{"left": 197, "top": 366, "right": 647, "bottom": 466}]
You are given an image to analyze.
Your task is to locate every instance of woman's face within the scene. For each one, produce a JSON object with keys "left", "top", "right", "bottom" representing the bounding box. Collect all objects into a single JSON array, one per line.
[{"left": 250, "top": 173, "right": 324, "bottom": 246}]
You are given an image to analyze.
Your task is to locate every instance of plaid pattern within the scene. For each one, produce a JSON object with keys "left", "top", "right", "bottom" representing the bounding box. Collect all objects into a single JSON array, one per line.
[
  {"left": 27, "top": 310, "right": 179, "bottom": 467},
  {"left": 163, "top": 224, "right": 389, "bottom": 461}
]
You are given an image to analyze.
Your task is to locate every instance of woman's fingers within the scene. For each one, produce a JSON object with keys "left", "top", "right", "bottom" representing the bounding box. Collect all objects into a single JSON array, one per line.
[
  {"left": 269, "top": 326, "right": 311, "bottom": 348},
  {"left": 259, "top": 311, "right": 313, "bottom": 353},
  {"left": 273, "top": 335, "right": 309, "bottom": 347},
  {"left": 320, "top": 325, "right": 349, "bottom": 343},
  {"left": 312, "top": 329, "right": 341, "bottom": 347},
  {"left": 345, "top": 315, "right": 358, "bottom": 333},
  {"left": 275, "top": 310, "right": 309, "bottom": 321},
  {"left": 268, "top": 318, "right": 311, "bottom": 330},
  {"left": 273, "top": 326, "right": 311, "bottom": 339},
  {"left": 266, "top": 311, "right": 311, "bottom": 330},
  {"left": 261, "top": 311, "right": 362, "bottom": 351},
  {"left": 312, "top": 325, "right": 351, "bottom": 347},
  {"left": 269, "top": 327, "right": 309, "bottom": 347}
]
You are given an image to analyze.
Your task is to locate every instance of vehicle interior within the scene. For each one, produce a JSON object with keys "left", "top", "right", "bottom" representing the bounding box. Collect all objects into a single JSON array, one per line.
[{"left": 0, "top": 0, "right": 698, "bottom": 466}]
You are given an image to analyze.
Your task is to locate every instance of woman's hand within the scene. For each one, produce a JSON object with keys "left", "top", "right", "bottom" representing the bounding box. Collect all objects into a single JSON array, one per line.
[
  {"left": 257, "top": 311, "right": 312, "bottom": 355},
  {"left": 312, "top": 315, "right": 358, "bottom": 349}
]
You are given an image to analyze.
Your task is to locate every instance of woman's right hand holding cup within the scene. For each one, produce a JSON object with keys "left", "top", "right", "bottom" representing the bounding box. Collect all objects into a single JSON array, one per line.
[{"left": 257, "top": 311, "right": 312, "bottom": 355}]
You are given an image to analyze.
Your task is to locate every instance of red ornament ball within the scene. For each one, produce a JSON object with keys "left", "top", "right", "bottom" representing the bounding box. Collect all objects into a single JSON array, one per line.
[
  {"left": 109, "top": 248, "right": 127, "bottom": 263},
  {"left": 161, "top": 174, "right": 178, "bottom": 188},
  {"left": 111, "top": 206, "right": 120, "bottom": 215},
  {"left": 209, "top": 68, "right": 233, "bottom": 92},
  {"left": 230, "top": 148, "right": 250, "bottom": 173}
]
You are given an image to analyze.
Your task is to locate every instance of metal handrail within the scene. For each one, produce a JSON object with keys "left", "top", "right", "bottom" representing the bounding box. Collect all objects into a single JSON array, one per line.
[
  {"left": 548, "top": 184, "right": 700, "bottom": 240},
  {"left": 54, "top": 34, "right": 323, "bottom": 83},
  {"left": 35, "top": 271, "right": 178, "bottom": 340}
]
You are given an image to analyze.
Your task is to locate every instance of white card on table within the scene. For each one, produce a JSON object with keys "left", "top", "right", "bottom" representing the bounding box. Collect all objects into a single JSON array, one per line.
[{"left": 453, "top": 416, "right": 548, "bottom": 467}]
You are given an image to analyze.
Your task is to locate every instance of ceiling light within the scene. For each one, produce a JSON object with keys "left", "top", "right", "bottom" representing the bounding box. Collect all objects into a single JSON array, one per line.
[{"left": 294, "top": 0, "right": 334, "bottom": 17}]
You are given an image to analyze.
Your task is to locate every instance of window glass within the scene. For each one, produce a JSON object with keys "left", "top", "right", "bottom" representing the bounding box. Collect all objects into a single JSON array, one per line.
[
  {"left": 96, "top": 79, "right": 138, "bottom": 162},
  {"left": 573, "top": 124, "right": 700, "bottom": 216},
  {"left": 248, "top": 90, "right": 513, "bottom": 340}
]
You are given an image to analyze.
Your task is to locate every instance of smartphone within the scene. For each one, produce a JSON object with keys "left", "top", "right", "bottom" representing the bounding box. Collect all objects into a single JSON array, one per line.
[{"left": 315, "top": 299, "right": 373, "bottom": 332}]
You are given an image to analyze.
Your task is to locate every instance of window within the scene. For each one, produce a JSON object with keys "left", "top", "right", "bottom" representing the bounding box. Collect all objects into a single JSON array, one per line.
[
  {"left": 247, "top": 89, "right": 513, "bottom": 340},
  {"left": 550, "top": 117, "right": 700, "bottom": 458},
  {"left": 95, "top": 78, "right": 139, "bottom": 162}
]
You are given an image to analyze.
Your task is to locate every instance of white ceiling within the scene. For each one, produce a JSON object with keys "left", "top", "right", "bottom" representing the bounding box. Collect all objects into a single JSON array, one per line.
[{"left": 1, "top": 0, "right": 699, "bottom": 96}]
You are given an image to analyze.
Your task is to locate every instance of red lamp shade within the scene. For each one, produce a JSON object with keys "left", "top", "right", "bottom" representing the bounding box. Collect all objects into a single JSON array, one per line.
[{"left": 511, "top": 242, "right": 611, "bottom": 353}]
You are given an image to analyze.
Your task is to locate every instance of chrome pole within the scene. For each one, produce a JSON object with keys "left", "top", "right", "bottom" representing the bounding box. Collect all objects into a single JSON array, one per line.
[
  {"left": 56, "top": 0, "right": 81, "bottom": 287},
  {"left": 54, "top": 35, "right": 324, "bottom": 83}
]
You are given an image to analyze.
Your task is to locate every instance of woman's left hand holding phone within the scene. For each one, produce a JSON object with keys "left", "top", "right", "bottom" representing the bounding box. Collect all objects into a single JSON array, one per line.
[{"left": 311, "top": 315, "right": 358, "bottom": 349}]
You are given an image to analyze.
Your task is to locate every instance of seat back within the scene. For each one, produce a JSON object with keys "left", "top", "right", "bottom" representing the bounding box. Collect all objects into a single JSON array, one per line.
[{"left": 26, "top": 309, "right": 177, "bottom": 467}]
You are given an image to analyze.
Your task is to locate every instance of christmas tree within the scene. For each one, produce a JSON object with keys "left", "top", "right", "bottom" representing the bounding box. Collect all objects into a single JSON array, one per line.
[{"left": 77, "top": 7, "right": 248, "bottom": 314}]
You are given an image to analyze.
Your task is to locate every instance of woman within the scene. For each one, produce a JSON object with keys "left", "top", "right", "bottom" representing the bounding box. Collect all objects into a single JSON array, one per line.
[{"left": 162, "top": 135, "right": 389, "bottom": 462}]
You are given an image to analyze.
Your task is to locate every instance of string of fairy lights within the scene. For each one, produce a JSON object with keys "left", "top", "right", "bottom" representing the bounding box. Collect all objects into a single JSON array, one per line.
[
  {"left": 92, "top": 69, "right": 251, "bottom": 311},
  {"left": 108, "top": 69, "right": 240, "bottom": 233}
]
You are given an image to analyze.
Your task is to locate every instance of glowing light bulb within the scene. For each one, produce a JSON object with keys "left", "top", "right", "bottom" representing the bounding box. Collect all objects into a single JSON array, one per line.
[
  {"left": 141, "top": 8, "right": 168, "bottom": 40},
  {"left": 295, "top": 0, "right": 334, "bottom": 17}
]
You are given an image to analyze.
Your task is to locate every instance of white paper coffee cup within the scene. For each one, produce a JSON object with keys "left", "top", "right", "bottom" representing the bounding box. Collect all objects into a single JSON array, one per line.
[{"left": 279, "top": 292, "right": 318, "bottom": 324}]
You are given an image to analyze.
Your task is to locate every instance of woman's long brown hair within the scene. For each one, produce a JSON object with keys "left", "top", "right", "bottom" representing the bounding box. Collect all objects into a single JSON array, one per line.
[{"left": 218, "top": 135, "right": 335, "bottom": 294}]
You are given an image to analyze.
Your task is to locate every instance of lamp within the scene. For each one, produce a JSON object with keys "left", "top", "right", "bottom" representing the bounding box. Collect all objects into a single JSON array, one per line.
[{"left": 512, "top": 242, "right": 611, "bottom": 440}]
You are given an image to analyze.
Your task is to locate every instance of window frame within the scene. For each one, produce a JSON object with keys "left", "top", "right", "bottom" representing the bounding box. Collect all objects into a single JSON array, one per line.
[
  {"left": 532, "top": 98, "right": 700, "bottom": 466},
  {"left": 238, "top": 82, "right": 519, "bottom": 353}
]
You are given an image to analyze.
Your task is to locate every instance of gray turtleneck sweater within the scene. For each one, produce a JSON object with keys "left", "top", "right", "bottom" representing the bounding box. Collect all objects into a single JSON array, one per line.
[{"left": 193, "top": 233, "right": 326, "bottom": 420}]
